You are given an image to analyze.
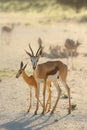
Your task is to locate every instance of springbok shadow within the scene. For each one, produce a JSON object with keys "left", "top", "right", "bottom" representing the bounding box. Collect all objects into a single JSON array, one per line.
[{"left": 0, "top": 113, "right": 70, "bottom": 130}]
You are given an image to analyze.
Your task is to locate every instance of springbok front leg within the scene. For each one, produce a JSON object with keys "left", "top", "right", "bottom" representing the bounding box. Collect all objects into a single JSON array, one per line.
[
  {"left": 27, "top": 87, "right": 32, "bottom": 113},
  {"left": 34, "top": 85, "right": 43, "bottom": 115},
  {"left": 51, "top": 81, "right": 61, "bottom": 114},
  {"left": 34, "top": 86, "right": 39, "bottom": 115}
]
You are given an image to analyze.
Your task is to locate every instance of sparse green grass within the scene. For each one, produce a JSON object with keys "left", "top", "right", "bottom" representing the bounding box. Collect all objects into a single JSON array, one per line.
[
  {"left": 0, "top": 70, "right": 32, "bottom": 77},
  {"left": 62, "top": 93, "right": 68, "bottom": 99},
  {"left": 71, "top": 104, "right": 77, "bottom": 110},
  {"left": 0, "top": 70, "right": 17, "bottom": 77}
]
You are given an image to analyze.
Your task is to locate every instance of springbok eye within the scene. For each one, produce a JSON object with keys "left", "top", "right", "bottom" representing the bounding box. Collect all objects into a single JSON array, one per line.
[{"left": 31, "top": 58, "right": 33, "bottom": 62}]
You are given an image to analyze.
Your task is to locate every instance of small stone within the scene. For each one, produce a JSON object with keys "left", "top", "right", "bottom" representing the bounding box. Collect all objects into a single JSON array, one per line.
[{"left": 54, "top": 119, "right": 58, "bottom": 122}]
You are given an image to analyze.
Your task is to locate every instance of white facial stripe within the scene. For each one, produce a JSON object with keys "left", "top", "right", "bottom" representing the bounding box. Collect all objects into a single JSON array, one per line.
[{"left": 30, "top": 56, "right": 39, "bottom": 69}]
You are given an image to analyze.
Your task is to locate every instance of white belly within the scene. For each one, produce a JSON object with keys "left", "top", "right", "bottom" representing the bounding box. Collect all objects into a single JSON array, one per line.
[
  {"left": 37, "top": 78, "right": 44, "bottom": 83},
  {"left": 34, "top": 71, "right": 59, "bottom": 83},
  {"left": 47, "top": 71, "right": 59, "bottom": 81}
]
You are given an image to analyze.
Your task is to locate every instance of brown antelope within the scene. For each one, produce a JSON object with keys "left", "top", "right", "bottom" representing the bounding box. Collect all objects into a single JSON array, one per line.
[
  {"left": 64, "top": 38, "right": 81, "bottom": 69},
  {"left": 1, "top": 24, "right": 14, "bottom": 45},
  {"left": 25, "top": 44, "right": 71, "bottom": 115},
  {"left": 16, "top": 61, "right": 42, "bottom": 115},
  {"left": 16, "top": 61, "right": 52, "bottom": 114}
]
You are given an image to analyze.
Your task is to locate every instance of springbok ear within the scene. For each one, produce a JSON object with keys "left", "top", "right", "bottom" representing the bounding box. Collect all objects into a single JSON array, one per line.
[
  {"left": 38, "top": 48, "right": 43, "bottom": 56},
  {"left": 36, "top": 45, "right": 43, "bottom": 56},
  {"left": 25, "top": 50, "right": 32, "bottom": 57},
  {"left": 23, "top": 63, "right": 28, "bottom": 70},
  {"left": 20, "top": 61, "right": 23, "bottom": 68},
  {"left": 38, "top": 37, "right": 42, "bottom": 45}
]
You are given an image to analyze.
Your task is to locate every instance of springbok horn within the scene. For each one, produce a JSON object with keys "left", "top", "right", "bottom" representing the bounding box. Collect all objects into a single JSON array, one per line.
[
  {"left": 38, "top": 37, "right": 42, "bottom": 45},
  {"left": 25, "top": 50, "right": 32, "bottom": 57},
  {"left": 20, "top": 61, "right": 23, "bottom": 68},
  {"left": 23, "top": 63, "right": 28, "bottom": 70},
  {"left": 29, "top": 44, "right": 34, "bottom": 56}
]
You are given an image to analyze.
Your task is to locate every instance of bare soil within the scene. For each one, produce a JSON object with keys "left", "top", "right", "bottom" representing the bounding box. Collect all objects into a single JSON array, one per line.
[{"left": 0, "top": 19, "right": 87, "bottom": 130}]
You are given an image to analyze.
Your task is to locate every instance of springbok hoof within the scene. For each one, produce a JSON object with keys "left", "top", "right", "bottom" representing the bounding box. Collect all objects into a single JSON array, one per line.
[
  {"left": 34, "top": 111, "right": 37, "bottom": 115},
  {"left": 26, "top": 110, "right": 30, "bottom": 114},
  {"left": 50, "top": 111, "right": 54, "bottom": 115},
  {"left": 68, "top": 109, "right": 71, "bottom": 114},
  {"left": 41, "top": 111, "right": 45, "bottom": 115}
]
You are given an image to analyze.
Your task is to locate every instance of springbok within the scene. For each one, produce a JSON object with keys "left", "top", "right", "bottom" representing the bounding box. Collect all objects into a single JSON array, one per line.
[
  {"left": 25, "top": 44, "right": 71, "bottom": 114},
  {"left": 16, "top": 61, "right": 42, "bottom": 115},
  {"left": 16, "top": 61, "right": 52, "bottom": 114},
  {"left": 1, "top": 24, "right": 14, "bottom": 45},
  {"left": 64, "top": 38, "right": 81, "bottom": 69}
]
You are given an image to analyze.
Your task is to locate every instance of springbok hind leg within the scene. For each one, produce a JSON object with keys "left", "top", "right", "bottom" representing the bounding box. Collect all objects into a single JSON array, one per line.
[
  {"left": 46, "top": 81, "right": 52, "bottom": 112},
  {"left": 60, "top": 62, "right": 71, "bottom": 114},
  {"left": 63, "top": 81, "right": 71, "bottom": 114},
  {"left": 51, "top": 81, "right": 61, "bottom": 114}
]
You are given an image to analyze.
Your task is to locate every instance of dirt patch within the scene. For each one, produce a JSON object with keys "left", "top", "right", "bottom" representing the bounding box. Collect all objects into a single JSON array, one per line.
[{"left": 0, "top": 22, "right": 87, "bottom": 130}]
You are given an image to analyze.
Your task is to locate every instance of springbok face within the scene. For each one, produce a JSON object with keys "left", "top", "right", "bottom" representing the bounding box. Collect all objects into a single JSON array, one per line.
[
  {"left": 29, "top": 55, "right": 40, "bottom": 70},
  {"left": 16, "top": 61, "right": 27, "bottom": 78},
  {"left": 25, "top": 43, "right": 43, "bottom": 70}
]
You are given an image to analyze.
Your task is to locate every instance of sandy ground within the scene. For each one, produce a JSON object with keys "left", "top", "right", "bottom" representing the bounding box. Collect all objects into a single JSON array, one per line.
[{"left": 0, "top": 20, "right": 87, "bottom": 130}]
